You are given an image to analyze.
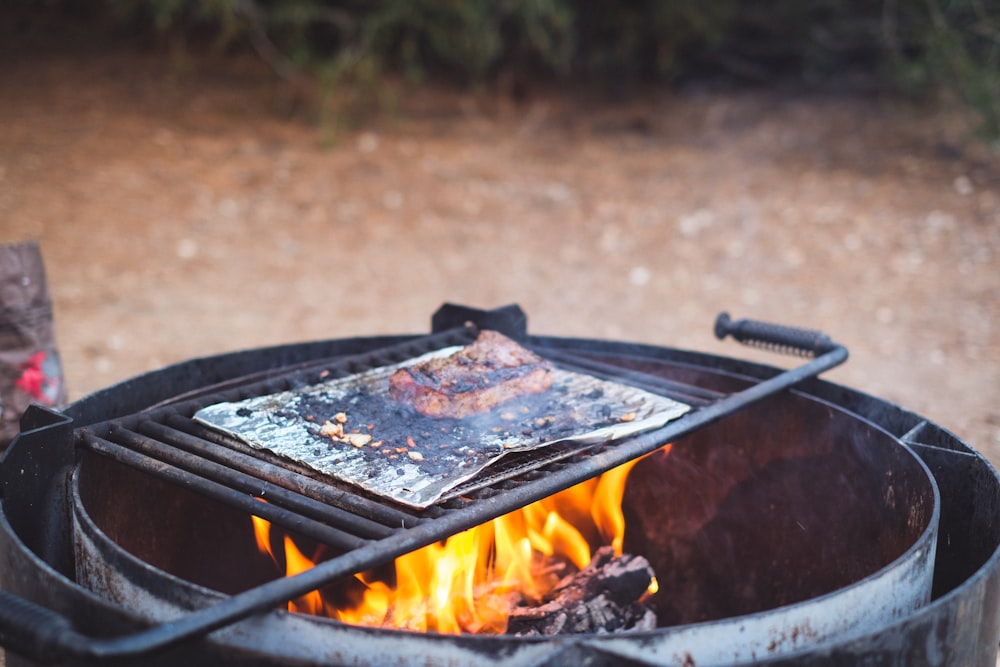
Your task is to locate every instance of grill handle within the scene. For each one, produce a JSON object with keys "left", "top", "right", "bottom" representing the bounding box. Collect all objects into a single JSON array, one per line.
[
  {"left": 714, "top": 312, "right": 836, "bottom": 357},
  {"left": 0, "top": 591, "right": 89, "bottom": 664}
]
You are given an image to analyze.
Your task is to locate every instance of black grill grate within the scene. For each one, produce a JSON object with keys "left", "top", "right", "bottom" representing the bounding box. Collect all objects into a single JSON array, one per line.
[
  {"left": 60, "top": 312, "right": 848, "bottom": 660},
  {"left": 76, "top": 325, "right": 721, "bottom": 549}
]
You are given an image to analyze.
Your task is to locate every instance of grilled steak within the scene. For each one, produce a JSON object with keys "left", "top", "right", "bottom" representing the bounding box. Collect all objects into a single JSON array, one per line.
[{"left": 389, "top": 330, "right": 554, "bottom": 418}]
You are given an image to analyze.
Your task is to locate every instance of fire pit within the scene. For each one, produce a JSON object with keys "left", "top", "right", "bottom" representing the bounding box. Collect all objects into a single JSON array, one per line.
[{"left": 0, "top": 305, "right": 997, "bottom": 666}]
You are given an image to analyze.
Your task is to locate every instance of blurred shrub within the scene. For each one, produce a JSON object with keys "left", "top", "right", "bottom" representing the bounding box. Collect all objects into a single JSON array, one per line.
[
  {"left": 883, "top": 0, "right": 999, "bottom": 140},
  {"left": 103, "top": 0, "right": 1000, "bottom": 139}
]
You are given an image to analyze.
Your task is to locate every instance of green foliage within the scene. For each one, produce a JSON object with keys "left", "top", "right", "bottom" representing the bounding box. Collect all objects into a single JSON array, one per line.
[
  {"left": 348, "top": 0, "right": 576, "bottom": 84},
  {"left": 107, "top": 0, "right": 240, "bottom": 35},
  {"left": 884, "top": 0, "right": 1000, "bottom": 140},
  {"left": 101, "top": 0, "right": 1000, "bottom": 140},
  {"left": 570, "top": 0, "right": 738, "bottom": 79}
]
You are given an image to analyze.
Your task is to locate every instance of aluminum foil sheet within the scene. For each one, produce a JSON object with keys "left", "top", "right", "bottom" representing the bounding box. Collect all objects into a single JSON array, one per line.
[{"left": 194, "top": 346, "right": 690, "bottom": 508}]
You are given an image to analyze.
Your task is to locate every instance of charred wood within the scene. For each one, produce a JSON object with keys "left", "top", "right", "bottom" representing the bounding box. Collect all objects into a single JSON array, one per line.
[{"left": 506, "top": 546, "right": 657, "bottom": 636}]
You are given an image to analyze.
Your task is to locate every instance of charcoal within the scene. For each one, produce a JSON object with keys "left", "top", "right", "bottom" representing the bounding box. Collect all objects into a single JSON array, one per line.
[{"left": 506, "top": 547, "right": 657, "bottom": 636}]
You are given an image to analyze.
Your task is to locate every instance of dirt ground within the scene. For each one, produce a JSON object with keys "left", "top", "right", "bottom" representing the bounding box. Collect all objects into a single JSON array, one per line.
[{"left": 1, "top": 29, "right": 998, "bottom": 474}]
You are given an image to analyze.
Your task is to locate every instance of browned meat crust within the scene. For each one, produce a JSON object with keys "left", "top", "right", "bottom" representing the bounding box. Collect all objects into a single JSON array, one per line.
[{"left": 388, "top": 330, "right": 554, "bottom": 418}]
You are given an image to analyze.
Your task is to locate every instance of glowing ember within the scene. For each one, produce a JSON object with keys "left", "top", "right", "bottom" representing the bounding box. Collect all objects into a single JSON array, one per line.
[{"left": 252, "top": 444, "right": 671, "bottom": 633}]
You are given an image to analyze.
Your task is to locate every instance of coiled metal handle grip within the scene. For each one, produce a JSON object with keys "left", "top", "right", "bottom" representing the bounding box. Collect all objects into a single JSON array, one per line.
[{"left": 714, "top": 312, "right": 836, "bottom": 358}]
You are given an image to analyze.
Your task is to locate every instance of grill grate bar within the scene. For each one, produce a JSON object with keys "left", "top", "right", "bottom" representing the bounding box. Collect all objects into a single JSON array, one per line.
[
  {"left": 538, "top": 347, "right": 722, "bottom": 406},
  {"left": 93, "top": 423, "right": 394, "bottom": 542},
  {"left": 122, "top": 420, "right": 402, "bottom": 539},
  {"left": 81, "top": 432, "right": 372, "bottom": 552},
  {"left": 148, "top": 414, "right": 426, "bottom": 529}
]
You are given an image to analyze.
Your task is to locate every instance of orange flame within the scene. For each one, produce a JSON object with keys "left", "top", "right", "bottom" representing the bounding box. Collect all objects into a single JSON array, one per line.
[
  {"left": 251, "top": 513, "right": 273, "bottom": 561},
  {"left": 252, "top": 443, "right": 670, "bottom": 632}
]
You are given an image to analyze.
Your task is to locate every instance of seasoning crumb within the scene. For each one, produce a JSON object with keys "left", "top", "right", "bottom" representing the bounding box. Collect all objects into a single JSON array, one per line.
[
  {"left": 408, "top": 451, "right": 424, "bottom": 462},
  {"left": 346, "top": 433, "right": 372, "bottom": 448},
  {"left": 320, "top": 420, "right": 343, "bottom": 437},
  {"left": 334, "top": 412, "right": 348, "bottom": 424},
  {"left": 620, "top": 412, "right": 637, "bottom": 422}
]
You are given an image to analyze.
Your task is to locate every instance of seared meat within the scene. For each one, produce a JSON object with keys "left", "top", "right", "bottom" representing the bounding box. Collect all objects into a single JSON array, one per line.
[{"left": 389, "top": 330, "right": 554, "bottom": 418}]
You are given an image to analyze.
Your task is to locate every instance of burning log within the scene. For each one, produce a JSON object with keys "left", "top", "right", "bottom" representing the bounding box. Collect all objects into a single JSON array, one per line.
[{"left": 506, "top": 546, "right": 657, "bottom": 636}]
